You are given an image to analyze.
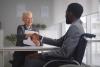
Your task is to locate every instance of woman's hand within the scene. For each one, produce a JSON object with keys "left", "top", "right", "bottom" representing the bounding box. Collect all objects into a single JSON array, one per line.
[{"left": 26, "top": 33, "right": 32, "bottom": 37}]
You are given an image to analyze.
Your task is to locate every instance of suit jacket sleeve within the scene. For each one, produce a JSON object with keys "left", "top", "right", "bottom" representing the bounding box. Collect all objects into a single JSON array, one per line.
[
  {"left": 16, "top": 25, "right": 27, "bottom": 46},
  {"left": 42, "top": 34, "right": 65, "bottom": 47}
]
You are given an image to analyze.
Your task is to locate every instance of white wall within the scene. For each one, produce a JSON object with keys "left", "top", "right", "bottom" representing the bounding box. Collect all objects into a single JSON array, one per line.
[
  {"left": 39, "top": 23, "right": 62, "bottom": 39},
  {"left": 53, "top": 0, "right": 99, "bottom": 23},
  {"left": 53, "top": 0, "right": 66, "bottom": 24}
]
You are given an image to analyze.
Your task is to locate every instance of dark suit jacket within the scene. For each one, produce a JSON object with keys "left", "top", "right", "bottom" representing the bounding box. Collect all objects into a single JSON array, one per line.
[
  {"left": 13, "top": 24, "right": 41, "bottom": 67},
  {"left": 16, "top": 24, "right": 39, "bottom": 46}
]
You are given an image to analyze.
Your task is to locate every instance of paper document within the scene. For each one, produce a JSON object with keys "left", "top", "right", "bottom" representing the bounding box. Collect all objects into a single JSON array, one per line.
[
  {"left": 25, "top": 30, "right": 38, "bottom": 34},
  {"left": 23, "top": 37, "right": 36, "bottom": 46}
]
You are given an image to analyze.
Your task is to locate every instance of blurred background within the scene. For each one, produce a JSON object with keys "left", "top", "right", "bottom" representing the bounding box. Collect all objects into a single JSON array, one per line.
[{"left": 0, "top": 0, "right": 100, "bottom": 67}]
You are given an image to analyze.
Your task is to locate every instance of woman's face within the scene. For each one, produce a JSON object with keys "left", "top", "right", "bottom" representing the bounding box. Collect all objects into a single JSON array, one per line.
[{"left": 23, "top": 14, "right": 33, "bottom": 26}]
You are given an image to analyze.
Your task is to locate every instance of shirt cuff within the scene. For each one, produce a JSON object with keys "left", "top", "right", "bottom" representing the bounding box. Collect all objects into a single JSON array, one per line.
[{"left": 41, "top": 36, "right": 43, "bottom": 42}]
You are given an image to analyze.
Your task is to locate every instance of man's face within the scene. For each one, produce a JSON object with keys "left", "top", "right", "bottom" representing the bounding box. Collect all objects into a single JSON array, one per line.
[
  {"left": 22, "top": 14, "right": 33, "bottom": 26},
  {"left": 65, "top": 11, "right": 72, "bottom": 24}
]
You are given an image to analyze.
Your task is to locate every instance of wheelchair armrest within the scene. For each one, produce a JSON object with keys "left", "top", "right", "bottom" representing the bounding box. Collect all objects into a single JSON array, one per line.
[{"left": 82, "top": 33, "right": 96, "bottom": 38}]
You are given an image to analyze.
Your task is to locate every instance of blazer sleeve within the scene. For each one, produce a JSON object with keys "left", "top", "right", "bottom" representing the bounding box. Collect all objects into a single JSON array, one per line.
[
  {"left": 17, "top": 25, "right": 27, "bottom": 39},
  {"left": 42, "top": 35, "right": 65, "bottom": 47},
  {"left": 16, "top": 25, "right": 27, "bottom": 46}
]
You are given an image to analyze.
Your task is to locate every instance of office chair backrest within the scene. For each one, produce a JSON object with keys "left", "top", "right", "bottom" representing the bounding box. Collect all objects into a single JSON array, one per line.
[{"left": 72, "top": 33, "right": 96, "bottom": 64}]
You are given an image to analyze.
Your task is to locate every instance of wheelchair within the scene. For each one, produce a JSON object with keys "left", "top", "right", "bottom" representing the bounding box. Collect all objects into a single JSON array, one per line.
[{"left": 43, "top": 33, "right": 96, "bottom": 67}]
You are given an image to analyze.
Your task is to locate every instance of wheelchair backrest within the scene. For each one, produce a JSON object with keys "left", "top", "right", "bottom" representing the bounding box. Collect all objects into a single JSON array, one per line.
[{"left": 72, "top": 33, "right": 96, "bottom": 64}]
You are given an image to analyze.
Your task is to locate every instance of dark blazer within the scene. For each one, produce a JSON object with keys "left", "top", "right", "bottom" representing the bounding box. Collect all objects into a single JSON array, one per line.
[
  {"left": 16, "top": 24, "right": 39, "bottom": 46},
  {"left": 12, "top": 24, "right": 40, "bottom": 67}
]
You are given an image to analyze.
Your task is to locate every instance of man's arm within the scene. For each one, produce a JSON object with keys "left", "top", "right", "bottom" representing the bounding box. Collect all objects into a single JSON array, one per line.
[{"left": 41, "top": 35, "right": 65, "bottom": 47}]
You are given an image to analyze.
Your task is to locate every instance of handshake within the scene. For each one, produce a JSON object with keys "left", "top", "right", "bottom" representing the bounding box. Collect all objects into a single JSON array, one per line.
[
  {"left": 24, "top": 30, "right": 42, "bottom": 46},
  {"left": 30, "top": 33, "right": 42, "bottom": 46}
]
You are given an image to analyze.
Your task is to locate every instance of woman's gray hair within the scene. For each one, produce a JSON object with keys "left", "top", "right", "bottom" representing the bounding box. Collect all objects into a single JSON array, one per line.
[{"left": 22, "top": 11, "right": 32, "bottom": 17}]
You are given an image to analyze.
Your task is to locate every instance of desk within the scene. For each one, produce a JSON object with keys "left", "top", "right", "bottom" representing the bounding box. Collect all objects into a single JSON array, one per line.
[
  {"left": 0, "top": 46, "right": 59, "bottom": 51},
  {"left": 0, "top": 45, "right": 59, "bottom": 67}
]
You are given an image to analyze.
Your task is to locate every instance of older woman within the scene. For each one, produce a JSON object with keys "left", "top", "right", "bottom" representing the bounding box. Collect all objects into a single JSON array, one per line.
[
  {"left": 12, "top": 11, "right": 41, "bottom": 67},
  {"left": 16, "top": 11, "right": 40, "bottom": 46}
]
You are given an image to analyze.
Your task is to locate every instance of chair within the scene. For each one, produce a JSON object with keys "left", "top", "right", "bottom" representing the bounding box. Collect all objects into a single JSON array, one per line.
[{"left": 43, "top": 33, "right": 96, "bottom": 67}]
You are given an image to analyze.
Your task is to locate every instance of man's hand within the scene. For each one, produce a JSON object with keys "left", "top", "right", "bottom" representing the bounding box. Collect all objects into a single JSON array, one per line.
[{"left": 31, "top": 33, "right": 40, "bottom": 46}]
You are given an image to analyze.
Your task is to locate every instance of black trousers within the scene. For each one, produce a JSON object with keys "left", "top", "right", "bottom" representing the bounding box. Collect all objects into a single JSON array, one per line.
[{"left": 12, "top": 51, "right": 37, "bottom": 67}]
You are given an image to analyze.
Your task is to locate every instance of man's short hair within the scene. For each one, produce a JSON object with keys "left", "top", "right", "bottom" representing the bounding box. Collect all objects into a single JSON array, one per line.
[{"left": 67, "top": 3, "right": 83, "bottom": 18}]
